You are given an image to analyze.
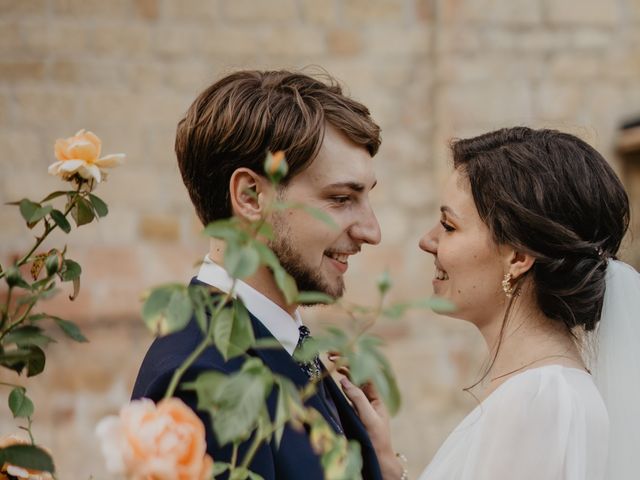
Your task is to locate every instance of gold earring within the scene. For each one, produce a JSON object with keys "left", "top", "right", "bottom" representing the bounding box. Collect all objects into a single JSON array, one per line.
[{"left": 502, "top": 273, "right": 516, "bottom": 298}]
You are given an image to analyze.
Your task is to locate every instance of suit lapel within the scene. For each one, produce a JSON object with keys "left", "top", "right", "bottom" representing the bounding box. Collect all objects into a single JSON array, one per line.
[{"left": 247, "top": 313, "right": 344, "bottom": 434}]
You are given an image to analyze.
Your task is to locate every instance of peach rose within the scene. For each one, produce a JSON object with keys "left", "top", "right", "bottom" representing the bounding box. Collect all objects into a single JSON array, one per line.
[
  {"left": 0, "top": 434, "right": 53, "bottom": 480},
  {"left": 96, "top": 398, "right": 213, "bottom": 480},
  {"left": 48, "top": 129, "right": 125, "bottom": 183}
]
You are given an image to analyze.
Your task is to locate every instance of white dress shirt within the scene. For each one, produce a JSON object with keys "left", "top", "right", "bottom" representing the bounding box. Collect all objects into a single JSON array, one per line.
[{"left": 196, "top": 255, "right": 303, "bottom": 355}]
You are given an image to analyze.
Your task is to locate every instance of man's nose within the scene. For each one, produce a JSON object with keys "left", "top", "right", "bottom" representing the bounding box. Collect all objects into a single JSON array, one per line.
[
  {"left": 351, "top": 204, "right": 382, "bottom": 245},
  {"left": 418, "top": 225, "right": 438, "bottom": 254}
]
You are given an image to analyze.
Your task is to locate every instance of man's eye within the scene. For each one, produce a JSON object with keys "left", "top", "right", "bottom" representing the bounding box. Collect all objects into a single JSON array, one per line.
[
  {"left": 440, "top": 220, "right": 455, "bottom": 232},
  {"left": 331, "top": 196, "right": 350, "bottom": 204}
]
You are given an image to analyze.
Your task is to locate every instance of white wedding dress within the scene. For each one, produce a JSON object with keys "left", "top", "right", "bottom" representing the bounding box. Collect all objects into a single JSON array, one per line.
[{"left": 419, "top": 365, "right": 609, "bottom": 480}]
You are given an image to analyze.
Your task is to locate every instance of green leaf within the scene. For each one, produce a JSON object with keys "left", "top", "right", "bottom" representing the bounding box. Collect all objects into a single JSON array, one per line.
[
  {"left": 18, "top": 199, "right": 39, "bottom": 224},
  {"left": 45, "top": 251, "right": 62, "bottom": 276},
  {"left": 348, "top": 335, "right": 401, "bottom": 415},
  {"left": 0, "top": 346, "right": 46, "bottom": 377},
  {"left": 4, "top": 326, "right": 55, "bottom": 348},
  {"left": 425, "top": 296, "right": 457, "bottom": 313},
  {"left": 142, "top": 285, "right": 193, "bottom": 336},
  {"left": 41, "top": 190, "right": 69, "bottom": 202},
  {"left": 60, "top": 259, "right": 81, "bottom": 282},
  {"left": 212, "top": 300, "right": 255, "bottom": 360},
  {"left": 8, "top": 387, "right": 34, "bottom": 418},
  {"left": 202, "top": 218, "right": 247, "bottom": 243},
  {"left": 224, "top": 243, "right": 260, "bottom": 279},
  {"left": 188, "top": 285, "right": 211, "bottom": 334},
  {"left": 50, "top": 209, "right": 71, "bottom": 233},
  {"left": 0, "top": 444, "right": 55, "bottom": 473},
  {"left": 273, "top": 266, "right": 298, "bottom": 305},
  {"left": 298, "top": 204, "right": 338, "bottom": 229},
  {"left": 212, "top": 462, "right": 231, "bottom": 476},
  {"left": 71, "top": 196, "right": 95, "bottom": 226},
  {"left": 295, "top": 291, "right": 335, "bottom": 305},
  {"left": 88, "top": 193, "right": 108, "bottom": 217},
  {"left": 186, "top": 360, "right": 274, "bottom": 445},
  {"left": 5, "top": 267, "right": 31, "bottom": 290},
  {"left": 27, "top": 205, "right": 53, "bottom": 227},
  {"left": 53, "top": 317, "right": 88, "bottom": 342}
]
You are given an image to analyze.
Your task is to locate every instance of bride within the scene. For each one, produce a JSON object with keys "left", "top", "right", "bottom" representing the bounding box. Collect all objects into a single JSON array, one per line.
[{"left": 338, "top": 127, "right": 639, "bottom": 479}]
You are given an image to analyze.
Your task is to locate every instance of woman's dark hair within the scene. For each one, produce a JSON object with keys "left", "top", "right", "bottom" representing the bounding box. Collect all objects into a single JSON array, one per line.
[{"left": 452, "top": 127, "right": 630, "bottom": 331}]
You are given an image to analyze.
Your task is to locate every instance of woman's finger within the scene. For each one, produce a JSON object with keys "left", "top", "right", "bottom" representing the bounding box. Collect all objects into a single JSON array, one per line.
[{"left": 340, "top": 377, "right": 379, "bottom": 424}]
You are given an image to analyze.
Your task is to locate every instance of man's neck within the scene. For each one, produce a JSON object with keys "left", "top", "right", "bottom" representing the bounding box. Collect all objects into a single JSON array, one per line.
[{"left": 208, "top": 243, "right": 298, "bottom": 315}]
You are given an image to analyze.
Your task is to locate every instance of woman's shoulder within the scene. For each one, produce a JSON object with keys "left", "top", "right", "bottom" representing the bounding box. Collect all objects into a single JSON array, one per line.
[{"left": 482, "top": 365, "right": 608, "bottom": 426}]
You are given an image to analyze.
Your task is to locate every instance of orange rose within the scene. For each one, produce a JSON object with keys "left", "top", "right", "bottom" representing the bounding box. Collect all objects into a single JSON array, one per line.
[
  {"left": 48, "top": 129, "right": 125, "bottom": 183},
  {"left": 0, "top": 435, "right": 53, "bottom": 480},
  {"left": 96, "top": 398, "right": 213, "bottom": 480}
]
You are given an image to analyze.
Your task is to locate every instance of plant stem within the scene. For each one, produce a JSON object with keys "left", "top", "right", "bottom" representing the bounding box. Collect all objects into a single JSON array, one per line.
[
  {"left": 163, "top": 284, "right": 236, "bottom": 399},
  {"left": 0, "top": 285, "right": 13, "bottom": 330},
  {"left": 0, "top": 187, "right": 80, "bottom": 281}
]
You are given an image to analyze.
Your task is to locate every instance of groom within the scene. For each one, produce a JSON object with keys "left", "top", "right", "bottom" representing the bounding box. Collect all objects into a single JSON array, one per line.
[{"left": 132, "top": 70, "right": 383, "bottom": 479}]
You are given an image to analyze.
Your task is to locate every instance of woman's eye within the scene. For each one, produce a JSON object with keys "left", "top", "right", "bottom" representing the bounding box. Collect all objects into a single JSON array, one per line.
[{"left": 440, "top": 220, "right": 455, "bottom": 232}]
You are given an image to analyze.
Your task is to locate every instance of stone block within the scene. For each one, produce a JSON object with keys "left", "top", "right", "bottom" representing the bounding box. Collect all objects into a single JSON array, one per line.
[
  {"left": 342, "top": 0, "right": 404, "bottom": 24},
  {"left": 221, "top": 0, "right": 298, "bottom": 22},
  {"left": 163, "top": 0, "right": 219, "bottom": 21},
  {"left": 50, "top": 59, "right": 123, "bottom": 85},
  {"left": 0, "top": 59, "right": 46, "bottom": 84},
  {"left": 327, "top": 29, "right": 363, "bottom": 56},
  {"left": 0, "top": 93, "right": 9, "bottom": 126},
  {"left": 92, "top": 24, "right": 152, "bottom": 57},
  {"left": 438, "top": 81, "right": 534, "bottom": 128},
  {"left": 533, "top": 82, "right": 584, "bottom": 121},
  {"left": 0, "top": 21, "right": 23, "bottom": 53},
  {"left": 134, "top": 0, "right": 159, "bottom": 20},
  {"left": 153, "top": 25, "right": 203, "bottom": 58},
  {"left": 301, "top": 0, "right": 337, "bottom": 25},
  {"left": 21, "top": 21, "right": 90, "bottom": 54},
  {"left": 139, "top": 214, "right": 181, "bottom": 242},
  {"left": 200, "top": 26, "right": 266, "bottom": 56},
  {"left": 53, "top": 0, "right": 132, "bottom": 17},
  {"left": 455, "top": 0, "right": 542, "bottom": 25},
  {"left": 365, "top": 26, "right": 431, "bottom": 56},
  {"left": 545, "top": 0, "right": 619, "bottom": 26},
  {"left": 569, "top": 28, "right": 615, "bottom": 50},
  {"left": 0, "top": 0, "right": 47, "bottom": 16},
  {"left": 263, "top": 27, "right": 326, "bottom": 56},
  {"left": 13, "top": 89, "right": 77, "bottom": 127},
  {"left": 548, "top": 52, "right": 601, "bottom": 79}
]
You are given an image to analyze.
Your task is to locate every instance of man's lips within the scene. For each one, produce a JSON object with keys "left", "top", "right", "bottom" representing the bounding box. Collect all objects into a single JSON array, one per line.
[{"left": 325, "top": 251, "right": 358, "bottom": 274}]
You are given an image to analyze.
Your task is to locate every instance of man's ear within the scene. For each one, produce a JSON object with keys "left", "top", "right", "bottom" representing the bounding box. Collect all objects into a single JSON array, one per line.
[
  {"left": 508, "top": 250, "right": 535, "bottom": 280},
  {"left": 229, "top": 168, "right": 273, "bottom": 222}
]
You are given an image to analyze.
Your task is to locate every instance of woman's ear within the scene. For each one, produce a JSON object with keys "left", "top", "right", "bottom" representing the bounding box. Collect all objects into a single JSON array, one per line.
[
  {"left": 508, "top": 250, "right": 535, "bottom": 280},
  {"left": 229, "top": 168, "right": 273, "bottom": 222}
]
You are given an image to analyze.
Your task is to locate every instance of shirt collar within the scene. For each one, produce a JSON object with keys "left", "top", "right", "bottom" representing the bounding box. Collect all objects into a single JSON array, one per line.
[{"left": 196, "top": 255, "right": 302, "bottom": 355}]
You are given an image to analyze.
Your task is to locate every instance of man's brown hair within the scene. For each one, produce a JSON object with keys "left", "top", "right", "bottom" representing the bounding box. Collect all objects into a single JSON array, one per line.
[{"left": 175, "top": 70, "right": 381, "bottom": 225}]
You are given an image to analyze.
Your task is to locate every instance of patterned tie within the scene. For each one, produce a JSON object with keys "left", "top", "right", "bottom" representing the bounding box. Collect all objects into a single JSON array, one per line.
[{"left": 296, "top": 325, "right": 322, "bottom": 380}]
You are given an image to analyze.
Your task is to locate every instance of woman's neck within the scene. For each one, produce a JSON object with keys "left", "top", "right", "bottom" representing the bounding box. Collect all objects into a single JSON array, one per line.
[{"left": 477, "top": 294, "right": 585, "bottom": 398}]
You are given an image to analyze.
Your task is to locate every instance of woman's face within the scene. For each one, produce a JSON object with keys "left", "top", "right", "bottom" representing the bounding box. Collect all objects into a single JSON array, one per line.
[{"left": 419, "top": 169, "right": 510, "bottom": 327}]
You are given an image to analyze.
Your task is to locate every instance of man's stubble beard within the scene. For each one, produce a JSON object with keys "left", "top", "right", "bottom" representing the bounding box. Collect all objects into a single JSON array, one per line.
[{"left": 267, "top": 214, "right": 345, "bottom": 301}]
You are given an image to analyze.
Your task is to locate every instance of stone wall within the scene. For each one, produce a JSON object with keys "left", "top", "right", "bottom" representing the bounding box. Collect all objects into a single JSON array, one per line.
[{"left": 1, "top": 0, "right": 639, "bottom": 477}]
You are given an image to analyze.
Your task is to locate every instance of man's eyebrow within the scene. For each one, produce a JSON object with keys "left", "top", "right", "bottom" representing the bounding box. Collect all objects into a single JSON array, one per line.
[
  {"left": 324, "top": 180, "right": 377, "bottom": 192},
  {"left": 440, "top": 205, "right": 459, "bottom": 219}
]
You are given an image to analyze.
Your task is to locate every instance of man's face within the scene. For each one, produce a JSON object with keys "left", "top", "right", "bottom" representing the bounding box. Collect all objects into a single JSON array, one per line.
[{"left": 268, "top": 125, "right": 381, "bottom": 299}]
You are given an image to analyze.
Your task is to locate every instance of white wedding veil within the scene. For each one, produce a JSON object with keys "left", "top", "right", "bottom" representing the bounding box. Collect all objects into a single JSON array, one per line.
[{"left": 590, "top": 260, "right": 640, "bottom": 480}]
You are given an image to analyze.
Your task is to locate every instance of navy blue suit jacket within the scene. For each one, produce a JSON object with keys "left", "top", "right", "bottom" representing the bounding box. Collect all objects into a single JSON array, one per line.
[{"left": 132, "top": 279, "right": 382, "bottom": 480}]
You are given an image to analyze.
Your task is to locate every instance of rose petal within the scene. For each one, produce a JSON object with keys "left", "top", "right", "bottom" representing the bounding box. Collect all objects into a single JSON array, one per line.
[
  {"left": 54, "top": 139, "right": 70, "bottom": 162},
  {"left": 58, "top": 159, "right": 86, "bottom": 173},
  {"left": 78, "top": 163, "right": 102, "bottom": 182},
  {"left": 83, "top": 131, "right": 102, "bottom": 157},
  {"left": 48, "top": 161, "right": 64, "bottom": 175},
  {"left": 67, "top": 139, "right": 99, "bottom": 163},
  {"left": 96, "top": 153, "right": 126, "bottom": 168}
]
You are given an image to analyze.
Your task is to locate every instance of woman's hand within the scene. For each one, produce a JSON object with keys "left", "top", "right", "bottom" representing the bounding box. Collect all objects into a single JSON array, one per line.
[{"left": 330, "top": 355, "right": 406, "bottom": 479}]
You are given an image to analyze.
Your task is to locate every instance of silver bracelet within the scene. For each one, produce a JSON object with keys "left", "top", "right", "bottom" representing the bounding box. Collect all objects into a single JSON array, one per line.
[{"left": 396, "top": 452, "right": 409, "bottom": 480}]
